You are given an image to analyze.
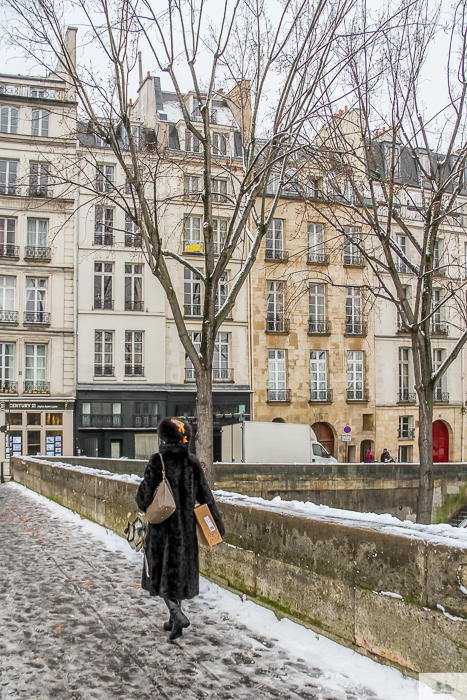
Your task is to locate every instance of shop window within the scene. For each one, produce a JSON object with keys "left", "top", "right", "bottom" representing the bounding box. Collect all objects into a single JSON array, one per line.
[
  {"left": 9, "top": 413, "right": 22, "bottom": 425},
  {"left": 46, "top": 413, "right": 63, "bottom": 426},
  {"left": 46, "top": 430, "right": 62, "bottom": 456},
  {"left": 6, "top": 431, "right": 22, "bottom": 457},
  {"left": 27, "top": 430, "right": 41, "bottom": 456},
  {"left": 27, "top": 413, "right": 41, "bottom": 426}
]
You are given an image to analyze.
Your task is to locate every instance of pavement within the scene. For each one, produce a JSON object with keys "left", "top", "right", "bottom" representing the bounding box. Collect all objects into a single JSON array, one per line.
[{"left": 0, "top": 483, "right": 429, "bottom": 700}]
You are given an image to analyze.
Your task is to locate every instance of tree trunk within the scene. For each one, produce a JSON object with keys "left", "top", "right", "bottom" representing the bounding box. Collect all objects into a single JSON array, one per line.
[
  {"left": 195, "top": 367, "right": 215, "bottom": 488},
  {"left": 417, "top": 388, "right": 434, "bottom": 524}
]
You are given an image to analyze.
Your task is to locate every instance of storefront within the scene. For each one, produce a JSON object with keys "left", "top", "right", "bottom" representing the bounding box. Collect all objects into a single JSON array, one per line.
[{"left": 0, "top": 399, "right": 74, "bottom": 460}]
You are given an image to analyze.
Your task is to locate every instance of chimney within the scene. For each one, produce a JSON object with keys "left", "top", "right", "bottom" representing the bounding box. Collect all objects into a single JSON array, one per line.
[
  {"left": 129, "top": 98, "right": 132, "bottom": 105},
  {"left": 138, "top": 52, "right": 143, "bottom": 87},
  {"left": 65, "top": 27, "right": 77, "bottom": 70}
]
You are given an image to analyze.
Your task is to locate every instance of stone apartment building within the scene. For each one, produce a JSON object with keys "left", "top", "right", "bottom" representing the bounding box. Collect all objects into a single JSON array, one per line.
[{"left": 0, "top": 51, "right": 77, "bottom": 461}]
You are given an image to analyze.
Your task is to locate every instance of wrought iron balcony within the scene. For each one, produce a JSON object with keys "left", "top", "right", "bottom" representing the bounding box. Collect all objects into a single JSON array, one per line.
[
  {"left": 265, "top": 248, "right": 289, "bottom": 262},
  {"left": 398, "top": 428, "right": 415, "bottom": 440},
  {"left": 346, "top": 388, "right": 369, "bottom": 402},
  {"left": 307, "top": 251, "right": 330, "bottom": 264},
  {"left": 24, "top": 246, "right": 51, "bottom": 260},
  {"left": 28, "top": 187, "right": 52, "bottom": 198},
  {"left": 93, "top": 233, "right": 114, "bottom": 246},
  {"left": 434, "top": 389, "right": 449, "bottom": 403},
  {"left": 309, "top": 389, "right": 333, "bottom": 403},
  {"left": 266, "top": 316, "right": 290, "bottom": 333},
  {"left": 267, "top": 388, "right": 292, "bottom": 403},
  {"left": 134, "top": 415, "right": 159, "bottom": 428},
  {"left": 125, "top": 300, "right": 144, "bottom": 311},
  {"left": 431, "top": 322, "right": 448, "bottom": 336},
  {"left": 94, "top": 364, "right": 115, "bottom": 377},
  {"left": 345, "top": 321, "right": 368, "bottom": 336},
  {"left": 0, "top": 310, "right": 18, "bottom": 323},
  {"left": 213, "top": 367, "right": 233, "bottom": 382},
  {"left": 213, "top": 242, "right": 226, "bottom": 255},
  {"left": 184, "top": 304, "right": 202, "bottom": 317},
  {"left": 81, "top": 414, "right": 122, "bottom": 427},
  {"left": 24, "top": 311, "right": 50, "bottom": 324},
  {"left": 398, "top": 390, "right": 417, "bottom": 403},
  {"left": 125, "top": 365, "right": 144, "bottom": 376},
  {"left": 308, "top": 319, "right": 331, "bottom": 335},
  {"left": 93, "top": 298, "right": 114, "bottom": 310},
  {"left": 125, "top": 234, "right": 142, "bottom": 247},
  {"left": 185, "top": 367, "right": 196, "bottom": 382},
  {"left": 0, "top": 185, "right": 19, "bottom": 196},
  {"left": 343, "top": 253, "right": 364, "bottom": 266},
  {"left": 24, "top": 381, "right": 49, "bottom": 394},
  {"left": 0, "top": 380, "right": 17, "bottom": 394},
  {"left": 0, "top": 244, "right": 19, "bottom": 258}
]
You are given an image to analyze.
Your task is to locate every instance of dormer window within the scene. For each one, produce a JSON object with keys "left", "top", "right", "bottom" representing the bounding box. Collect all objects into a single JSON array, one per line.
[{"left": 186, "top": 131, "right": 201, "bottom": 153}]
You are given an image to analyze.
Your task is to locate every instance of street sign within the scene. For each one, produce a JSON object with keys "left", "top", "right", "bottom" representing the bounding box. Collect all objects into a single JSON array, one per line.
[
  {"left": 343, "top": 426, "right": 351, "bottom": 434},
  {"left": 342, "top": 434, "right": 351, "bottom": 442}
]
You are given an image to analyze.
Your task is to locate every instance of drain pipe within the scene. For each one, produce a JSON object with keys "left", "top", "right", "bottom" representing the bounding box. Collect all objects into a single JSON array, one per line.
[{"left": 462, "top": 347, "right": 465, "bottom": 462}]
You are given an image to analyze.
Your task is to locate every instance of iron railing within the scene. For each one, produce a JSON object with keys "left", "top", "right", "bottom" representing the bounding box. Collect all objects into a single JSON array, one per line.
[
  {"left": 345, "top": 321, "right": 368, "bottom": 336},
  {"left": 81, "top": 414, "right": 121, "bottom": 427},
  {"left": 93, "top": 233, "right": 114, "bottom": 246},
  {"left": 93, "top": 298, "right": 114, "bottom": 310},
  {"left": 398, "top": 390, "right": 416, "bottom": 403},
  {"left": 267, "top": 388, "right": 292, "bottom": 402},
  {"left": 94, "top": 364, "right": 114, "bottom": 376},
  {"left": 266, "top": 316, "right": 290, "bottom": 333},
  {"left": 347, "top": 388, "right": 369, "bottom": 401},
  {"left": 134, "top": 415, "right": 159, "bottom": 428},
  {"left": 124, "top": 234, "right": 142, "bottom": 247},
  {"left": 24, "top": 381, "right": 49, "bottom": 393},
  {"left": 0, "top": 380, "right": 17, "bottom": 393},
  {"left": 431, "top": 322, "right": 448, "bottom": 336},
  {"left": 265, "top": 248, "right": 289, "bottom": 262},
  {"left": 308, "top": 319, "right": 331, "bottom": 334},
  {"left": 28, "top": 187, "right": 52, "bottom": 198},
  {"left": 344, "top": 253, "right": 364, "bottom": 266},
  {"left": 0, "top": 244, "right": 19, "bottom": 258},
  {"left": 434, "top": 389, "right": 449, "bottom": 403},
  {"left": 307, "top": 251, "right": 330, "bottom": 264},
  {"left": 213, "top": 368, "right": 233, "bottom": 382},
  {"left": 125, "top": 300, "right": 144, "bottom": 311},
  {"left": 309, "top": 389, "right": 333, "bottom": 402},
  {"left": 24, "top": 246, "right": 51, "bottom": 260},
  {"left": 125, "top": 365, "right": 144, "bottom": 376},
  {"left": 0, "top": 310, "right": 18, "bottom": 323},
  {"left": 24, "top": 311, "right": 50, "bottom": 324},
  {"left": 185, "top": 368, "right": 196, "bottom": 382},
  {"left": 398, "top": 428, "right": 415, "bottom": 439}
]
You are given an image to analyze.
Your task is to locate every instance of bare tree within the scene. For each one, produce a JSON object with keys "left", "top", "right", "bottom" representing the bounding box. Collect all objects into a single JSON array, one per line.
[{"left": 299, "top": 0, "right": 467, "bottom": 522}]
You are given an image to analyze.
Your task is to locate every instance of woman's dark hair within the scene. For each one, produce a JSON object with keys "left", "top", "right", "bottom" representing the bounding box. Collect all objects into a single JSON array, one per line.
[{"left": 158, "top": 417, "right": 192, "bottom": 444}]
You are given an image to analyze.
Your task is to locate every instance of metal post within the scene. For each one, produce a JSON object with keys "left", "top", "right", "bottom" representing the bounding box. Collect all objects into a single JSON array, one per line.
[{"left": 1, "top": 461, "right": 4, "bottom": 484}]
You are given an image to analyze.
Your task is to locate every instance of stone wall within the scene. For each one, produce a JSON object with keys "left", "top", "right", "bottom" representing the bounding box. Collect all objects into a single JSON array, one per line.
[{"left": 12, "top": 456, "right": 467, "bottom": 675}]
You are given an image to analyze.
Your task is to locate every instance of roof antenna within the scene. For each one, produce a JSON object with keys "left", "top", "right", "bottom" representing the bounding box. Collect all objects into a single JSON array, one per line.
[{"left": 138, "top": 51, "right": 143, "bottom": 88}]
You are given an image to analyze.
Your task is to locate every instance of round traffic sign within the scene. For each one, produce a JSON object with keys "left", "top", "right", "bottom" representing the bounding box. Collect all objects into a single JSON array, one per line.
[{"left": 343, "top": 426, "right": 351, "bottom": 434}]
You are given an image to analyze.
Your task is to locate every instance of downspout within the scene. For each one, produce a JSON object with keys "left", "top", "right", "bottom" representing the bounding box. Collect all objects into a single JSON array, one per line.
[
  {"left": 462, "top": 347, "right": 465, "bottom": 462},
  {"left": 74, "top": 149, "right": 80, "bottom": 455},
  {"left": 248, "top": 256, "right": 254, "bottom": 420}
]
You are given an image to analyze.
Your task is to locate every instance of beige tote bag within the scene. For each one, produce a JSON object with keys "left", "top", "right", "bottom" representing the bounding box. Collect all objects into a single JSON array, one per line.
[{"left": 146, "top": 454, "right": 176, "bottom": 524}]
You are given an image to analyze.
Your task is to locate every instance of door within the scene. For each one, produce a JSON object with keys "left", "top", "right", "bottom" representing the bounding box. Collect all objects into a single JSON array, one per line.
[
  {"left": 311, "top": 422, "right": 334, "bottom": 457},
  {"left": 82, "top": 435, "right": 99, "bottom": 457},
  {"left": 110, "top": 440, "right": 122, "bottom": 459},
  {"left": 433, "top": 420, "right": 449, "bottom": 462}
]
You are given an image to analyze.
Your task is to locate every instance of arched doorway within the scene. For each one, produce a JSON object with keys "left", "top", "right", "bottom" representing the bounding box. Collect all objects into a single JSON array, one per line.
[
  {"left": 360, "top": 439, "right": 375, "bottom": 462},
  {"left": 311, "top": 422, "right": 335, "bottom": 457},
  {"left": 433, "top": 420, "right": 449, "bottom": 462}
]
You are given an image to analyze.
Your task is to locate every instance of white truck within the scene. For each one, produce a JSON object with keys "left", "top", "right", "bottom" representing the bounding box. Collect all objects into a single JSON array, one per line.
[{"left": 221, "top": 421, "right": 337, "bottom": 464}]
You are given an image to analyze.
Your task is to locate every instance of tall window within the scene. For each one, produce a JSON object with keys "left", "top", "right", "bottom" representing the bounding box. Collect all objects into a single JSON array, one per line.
[
  {"left": 309, "top": 284, "right": 326, "bottom": 333},
  {"left": 0, "top": 276, "right": 15, "bottom": 322},
  {"left": 94, "top": 262, "right": 113, "bottom": 309},
  {"left": 397, "top": 286, "right": 411, "bottom": 329},
  {"left": 124, "top": 213, "right": 141, "bottom": 247},
  {"left": 398, "top": 348, "right": 412, "bottom": 401},
  {"left": 95, "top": 164, "right": 114, "bottom": 193},
  {"left": 215, "top": 272, "right": 229, "bottom": 315},
  {"left": 434, "top": 240, "right": 443, "bottom": 274},
  {"left": 94, "top": 207, "right": 114, "bottom": 245},
  {"left": 345, "top": 286, "right": 363, "bottom": 333},
  {"left": 0, "top": 160, "right": 18, "bottom": 195},
  {"left": 184, "top": 216, "right": 202, "bottom": 251},
  {"left": 266, "top": 173, "right": 280, "bottom": 194},
  {"left": 184, "top": 175, "right": 199, "bottom": 198},
  {"left": 94, "top": 331, "right": 114, "bottom": 375},
  {"left": 347, "top": 350, "right": 364, "bottom": 400},
  {"left": 432, "top": 289, "right": 445, "bottom": 333},
  {"left": 184, "top": 268, "right": 202, "bottom": 316},
  {"left": 212, "top": 132, "right": 227, "bottom": 155},
  {"left": 213, "top": 219, "right": 228, "bottom": 254},
  {"left": 212, "top": 178, "right": 227, "bottom": 203},
  {"left": 31, "top": 109, "right": 49, "bottom": 137},
  {"left": 267, "top": 280, "right": 285, "bottom": 332},
  {"left": 27, "top": 219, "right": 48, "bottom": 250},
  {"left": 125, "top": 264, "right": 143, "bottom": 310},
  {"left": 384, "top": 143, "right": 401, "bottom": 178},
  {"left": 0, "top": 105, "right": 18, "bottom": 134},
  {"left": 25, "top": 344, "right": 46, "bottom": 391},
  {"left": 213, "top": 332, "right": 230, "bottom": 381},
  {"left": 82, "top": 401, "right": 121, "bottom": 427},
  {"left": 399, "top": 415, "right": 414, "bottom": 439},
  {"left": 25, "top": 278, "right": 47, "bottom": 323},
  {"left": 343, "top": 227, "right": 361, "bottom": 265},
  {"left": 29, "top": 163, "right": 49, "bottom": 197},
  {"left": 185, "top": 131, "right": 201, "bottom": 153},
  {"left": 433, "top": 349, "right": 446, "bottom": 400},
  {"left": 265, "top": 220, "right": 284, "bottom": 260},
  {"left": 396, "top": 234, "right": 410, "bottom": 273},
  {"left": 185, "top": 331, "right": 201, "bottom": 380},
  {"left": 0, "top": 343, "right": 14, "bottom": 389},
  {"left": 310, "top": 350, "right": 327, "bottom": 401},
  {"left": 0, "top": 218, "right": 16, "bottom": 257},
  {"left": 268, "top": 349, "right": 287, "bottom": 401},
  {"left": 307, "top": 223, "right": 325, "bottom": 262},
  {"left": 125, "top": 331, "right": 143, "bottom": 375}
]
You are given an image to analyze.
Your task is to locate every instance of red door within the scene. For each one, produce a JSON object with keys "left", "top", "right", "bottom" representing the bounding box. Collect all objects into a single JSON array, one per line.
[{"left": 433, "top": 420, "right": 449, "bottom": 462}]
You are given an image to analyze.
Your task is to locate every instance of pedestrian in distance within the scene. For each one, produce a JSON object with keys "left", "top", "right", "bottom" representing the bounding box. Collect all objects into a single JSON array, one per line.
[
  {"left": 364, "top": 449, "right": 375, "bottom": 463},
  {"left": 135, "top": 417, "right": 225, "bottom": 641},
  {"left": 380, "top": 448, "right": 395, "bottom": 463}
]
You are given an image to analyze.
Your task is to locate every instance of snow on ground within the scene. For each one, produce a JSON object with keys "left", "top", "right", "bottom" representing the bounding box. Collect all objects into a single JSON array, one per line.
[{"left": 2, "top": 481, "right": 453, "bottom": 700}]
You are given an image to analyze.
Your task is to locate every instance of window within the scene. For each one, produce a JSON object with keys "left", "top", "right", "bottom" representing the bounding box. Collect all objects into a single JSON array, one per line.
[
  {"left": 212, "top": 178, "right": 227, "bottom": 203},
  {"left": 0, "top": 218, "right": 16, "bottom": 257},
  {"left": 46, "top": 413, "right": 63, "bottom": 425},
  {"left": 307, "top": 223, "right": 325, "bottom": 262},
  {"left": 94, "top": 132, "right": 110, "bottom": 149},
  {"left": 213, "top": 332, "right": 230, "bottom": 381},
  {"left": 82, "top": 401, "right": 121, "bottom": 427},
  {"left": 184, "top": 175, "right": 199, "bottom": 198},
  {"left": 215, "top": 271, "right": 229, "bottom": 315},
  {"left": 384, "top": 143, "right": 401, "bottom": 178},
  {"left": 347, "top": 350, "right": 364, "bottom": 400},
  {"left": 94, "top": 207, "right": 114, "bottom": 245},
  {"left": 396, "top": 235, "right": 410, "bottom": 273},
  {"left": 433, "top": 349, "right": 447, "bottom": 400},
  {"left": 185, "top": 131, "right": 201, "bottom": 153},
  {"left": 125, "top": 331, "right": 143, "bottom": 375},
  {"left": 124, "top": 212, "right": 141, "bottom": 247},
  {"left": 267, "top": 280, "right": 286, "bottom": 332},
  {"left": 27, "top": 219, "right": 48, "bottom": 248},
  {"left": 94, "top": 331, "right": 114, "bottom": 375},
  {"left": 434, "top": 240, "right": 443, "bottom": 274},
  {"left": 184, "top": 216, "right": 202, "bottom": 250},
  {"left": 27, "top": 413, "right": 41, "bottom": 425},
  {"left": 6, "top": 431, "right": 22, "bottom": 458},
  {"left": 268, "top": 349, "right": 287, "bottom": 401},
  {"left": 307, "top": 179, "right": 320, "bottom": 199},
  {"left": 343, "top": 227, "right": 361, "bottom": 265},
  {"left": 0, "top": 343, "right": 14, "bottom": 389},
  {"left": 397, "top": 286, "right": 411, "bottom": 329},
  {"left": 135, "top": 434, "right": 159, "bottom": 458},
  {"left": 399, "top": 415, "right": 414, "bottom": 440},
  {"left": 398, "top": 445, "right": 412, "bottom": 462},
  {"left": 0, "top": 105, "right": 18, "bottom": 134},
  {"left": 0, "top": 160, "right": 18, "bottom": 195},
  {"left": 134, "top": 402, "right": 158, "bottom": 428},
  {"left": 464, "top": 242, "right": 467, "bottom": 277},
  {"left": 0, "top": 276, "right": 15, "bottom": 312},
  {"left": 432, "top": 289, "right": 446, "bottom": 333},
  {"left": 185, "top": 332, "right": 201, "bottom": 380},
  {"left": 125, "top": 264, "right": 143, "bottom": 310},
  {"left": 310, "top": 350, "right": 327, "bottom": 401},
  {"left": 25, "top": 278, "right": 47, "bottom": 323},
  {"left": 125, "top": 168, "right": 143, "bottom": 195},
  {"left": 212, "top": 132, "right": 227, "bottom": 155},
  {"left": 265, "top": 220, "right": 284, "bottom": 260},
  {"left": 213, "top": 219, "right": 228, "bottom": 254},
  {"left": 419, "top": 153, "right": 430, "bottom": 178},
  {"left": 398, "top": 348, "right": 413, "bottom": 401},
  {"left": 96, "top": 164, "right": 114, "bottom": 193},
  {"left": 266, "top": 173, "right": 280, "bottom": 195},
  {"left": 31, "top": 109, "right": 49, "bottom": 137},
  {"left": 29, "top": 163, "right": 49, "bottom": 197},
  {"left": 309, "top": 284, "right": 326, "bottom": 333},
  {"left": 345, "top": 287, "right": 363, "bottom": 334},
  {"left": 45, "top": 431, "right": 62, "bottom": 456},
  {"left": 184, "top": 268, "right": 202, "bottom": 316},
  {"left": 25, "top": 344, "right": 46, "bottom": 391},
  {"left": 94, "top": 262, "right": 113, "bottom": 309}
]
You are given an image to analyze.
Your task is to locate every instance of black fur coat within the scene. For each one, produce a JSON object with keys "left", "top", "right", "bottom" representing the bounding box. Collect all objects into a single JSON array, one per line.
[{"left": 135, "top": 446, "right": 225, "bottom": 600}]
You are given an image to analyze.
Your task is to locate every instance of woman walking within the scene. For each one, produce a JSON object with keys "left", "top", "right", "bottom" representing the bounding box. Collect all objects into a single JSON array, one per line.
[{"left": 135, "top": 417, "right": 225, "bottom": 641}]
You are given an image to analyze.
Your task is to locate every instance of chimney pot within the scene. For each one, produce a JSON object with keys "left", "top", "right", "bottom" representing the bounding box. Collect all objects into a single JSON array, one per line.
[
  {"left": 147, "top": 71, "right": 151, "bottom": 77},
  {"left": 129, "top": 98, "right": 132, "bottom": 105}
]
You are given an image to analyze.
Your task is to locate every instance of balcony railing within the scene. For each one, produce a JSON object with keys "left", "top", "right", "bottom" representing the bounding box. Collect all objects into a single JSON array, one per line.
[
  {"left": 0, "top": 380, "right": 17, "bottom": 394},
  {"left": 183, "top": 240, "right": 204, "bottom": 254},
  {"left": 213, "top": 242, "right": 226, "bottom": 255},
  {"left": 125, "top": 234, "right": 142, "bottom": 247},
  {"left": 398, "top": 390, "right": 417, "bottom": 403},
  {"left": 0, "top": 185, "right": 19, "bottom": 196},
  {"left": 431, "top": 322, "right": 448, "bottom": 336},
  {"left": 347, "top": 388, "right": 369, "bottom": 401},
  {"left": 134, "top": 415, "right": 159, "bottom": 428},
  {"left": 24, "top": 381, "right": 49, "bottom": 394},
  {"left": 0, "top": 310, "right": 18, "bottom": 323},
  {"left": 125, "top": 300, "right": 144, "bottom": 311},
  {"left": 213, "top": 367, "right": 234, "bottom": 382},
  {"left": 267, "top": 388, "right": 292, "bottom": 403},
  {"left": 0, "top": 244, "right": 19, "bottom": 258},
  {"left": 93, "top": 233, "right": 114, "bottom": 246},
  {"left": 345, "top": 321, "right": 368, "bottom": 336},
  {"left": 81, "top": 414, "right": 122, "bottom": 427},
  {"left": 307, "top": 251, "right": 330, "bottom": 264},
  {"left": 308, "top": 319, "right": 331, "bottom": 335},
  {"left": 93, "top": 298, "right": 114, "bottom": 310},
  {"left": 24, "top": 311, "right": 50, "bottom": 324},
  {"left": 434, "top": 389, "right": 449, "bottom": 403},
  {"left": 184, "top": 304, "right": 202, "bottom": 317},
  {"left": 94, "top": 364, "right": 115, "bottom": 377},
  {"left": 0, "top": 82, "right": 66, "bottom": 100},
  {"left": 265, "top": 248, "right": 289, "bottom": 262},
  {"left": 399, "top": 428, "right": 415, "bottom": 440},
  {"left": 309, "top": 389, "right": 333, "bottom": 403},
  {"left": 185, "top": 367, "right": 196, "bottom": 382},
  {"left": 24, "top": 246, "right": 51, "bottom": 260},
  {"left": 344, "top": 253, "right": 364, "bottom": 266},
  {"left": 266, "top": 316, "right": 290, "bottom": 333},
  {"left": 125, "top": 365, "right": 144, "bottom": 376},
  {"left": 28, "top": 187, "right": 52, "bottom": 198}
]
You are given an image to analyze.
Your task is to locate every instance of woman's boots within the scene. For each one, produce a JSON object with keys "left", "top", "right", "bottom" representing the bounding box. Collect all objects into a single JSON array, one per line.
[{"left": 165, "top": 599, "right": 190, "bottom": 641}]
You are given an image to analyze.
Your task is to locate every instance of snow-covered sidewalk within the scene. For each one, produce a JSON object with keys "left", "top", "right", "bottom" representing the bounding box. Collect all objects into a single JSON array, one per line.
[{"left": 0, "top": 482, "right": 450, "bottom": 700}]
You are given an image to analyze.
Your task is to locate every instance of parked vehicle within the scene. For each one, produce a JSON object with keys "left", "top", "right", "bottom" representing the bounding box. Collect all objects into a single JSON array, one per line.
[{"left": 221, "top": 421, "right": 337, "bottom": 464}]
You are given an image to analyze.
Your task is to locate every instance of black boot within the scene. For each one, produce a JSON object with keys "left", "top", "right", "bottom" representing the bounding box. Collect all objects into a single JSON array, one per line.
[
  {"left": 166, "top": 599, "right": 190, "bottom": 641},
  {"left": 163, "top": 616, "right": 173, "bottom": 632}
]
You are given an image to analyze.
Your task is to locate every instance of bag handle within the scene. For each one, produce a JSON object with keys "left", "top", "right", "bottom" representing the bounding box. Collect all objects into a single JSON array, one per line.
[{"left": 160, "top": 453, "right": 166, "bottom": 480}]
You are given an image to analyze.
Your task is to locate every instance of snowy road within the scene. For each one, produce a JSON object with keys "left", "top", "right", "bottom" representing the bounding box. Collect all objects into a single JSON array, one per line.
[{"left": 0, "top": 483, "right": 447, "bottom": 700}]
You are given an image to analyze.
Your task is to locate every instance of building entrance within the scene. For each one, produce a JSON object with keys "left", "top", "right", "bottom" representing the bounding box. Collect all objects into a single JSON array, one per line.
[
  {"left": 311, "top": 422, "right": 334, "bottom": 457},
  {"left": 433, "top": 420, "right": 449, "bottom": 462}
]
